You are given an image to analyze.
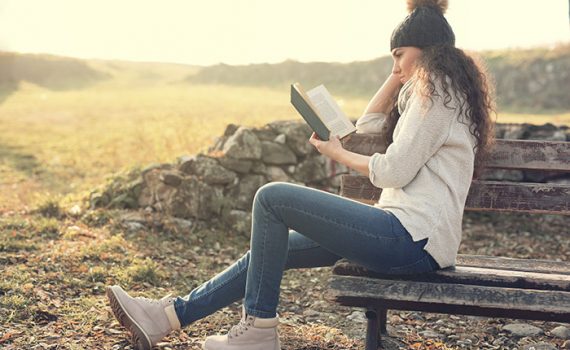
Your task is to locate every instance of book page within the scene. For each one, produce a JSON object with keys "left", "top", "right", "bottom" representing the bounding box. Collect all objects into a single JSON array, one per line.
[{"left": 306, "top": 84, "right": 356, "bottom": 138}]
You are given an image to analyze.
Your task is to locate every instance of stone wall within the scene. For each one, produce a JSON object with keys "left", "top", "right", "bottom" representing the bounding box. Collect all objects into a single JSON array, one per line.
[{"left": 89, "top": 121, "right": 570, "bottom": 235}]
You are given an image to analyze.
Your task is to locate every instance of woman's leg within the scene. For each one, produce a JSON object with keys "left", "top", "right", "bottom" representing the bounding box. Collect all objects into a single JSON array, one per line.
[
  {"left": 243, "top": 182, "right": 437, "bottom": 319},
  {"left": 173, "top": 230, "right": 341, "bottom": 326},
  {"left": 176, "top": 181, "right": 437, "bottom": 325}
]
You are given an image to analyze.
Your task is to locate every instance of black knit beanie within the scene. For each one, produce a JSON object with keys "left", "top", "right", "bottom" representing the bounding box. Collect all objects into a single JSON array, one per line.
[{"left": 390, "top": 0, "right": 455, "bottom": 51}]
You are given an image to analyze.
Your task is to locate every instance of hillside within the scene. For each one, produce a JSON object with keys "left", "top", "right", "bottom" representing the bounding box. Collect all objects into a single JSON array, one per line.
[
  {"left": 0, "top": 52, "right": 202, "bottom": 92},
  {"left": 1, "top": 45, "right": 568, "bottom": 112},
  {"left": 0, "top": 52, "right": 110, "bottom": 91},
  {"left": 187, "top": 44, "right": 570, "bottom": 112}
]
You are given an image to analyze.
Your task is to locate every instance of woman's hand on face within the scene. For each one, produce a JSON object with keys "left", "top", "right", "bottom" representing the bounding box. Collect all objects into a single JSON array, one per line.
[{"left": 309, "top": 132, "right": 344, "bottom": 160}]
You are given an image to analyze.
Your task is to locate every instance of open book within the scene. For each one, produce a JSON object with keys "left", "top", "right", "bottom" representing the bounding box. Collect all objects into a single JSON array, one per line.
[{"left": 290, "top": 83, "right": 356, "bottom": 141}]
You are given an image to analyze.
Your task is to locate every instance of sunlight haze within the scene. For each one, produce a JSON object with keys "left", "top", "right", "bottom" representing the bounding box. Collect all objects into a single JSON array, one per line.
[{"left": 0, "top": 0, "right": 569, "bottom": 65}]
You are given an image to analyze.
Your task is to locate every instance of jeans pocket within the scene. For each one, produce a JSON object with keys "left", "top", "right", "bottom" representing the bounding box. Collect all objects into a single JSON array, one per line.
[{"left": 387, "top": 254, "right": 438, "bottom": 275}]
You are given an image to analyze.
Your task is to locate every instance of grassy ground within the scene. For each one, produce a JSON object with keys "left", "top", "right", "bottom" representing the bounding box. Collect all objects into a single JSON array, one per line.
[
  {"left": 1, "top": 60, "right": 569, "bottom": 349},
  {"left": 1, "top": 206, "right": 568, "bottom": 349},
  {"left": 0, "top": 76, "right": 369, "bottom": 212},
  {"left": 1, "top": 68, "right": 568, "bottom": 212},
  {"left": 0, "top": 208, "right": 363, "bottom": 349}
]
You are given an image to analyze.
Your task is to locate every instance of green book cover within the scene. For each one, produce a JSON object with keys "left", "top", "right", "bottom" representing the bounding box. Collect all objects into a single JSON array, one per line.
[{"left": 290, "top": 83, "right": 331, "bottom": 141}]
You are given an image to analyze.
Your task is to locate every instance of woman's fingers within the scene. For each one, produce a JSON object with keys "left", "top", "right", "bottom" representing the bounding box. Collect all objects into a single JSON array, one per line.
[{"left": 309, "top": 132, "right": 320, "bottom": 147}]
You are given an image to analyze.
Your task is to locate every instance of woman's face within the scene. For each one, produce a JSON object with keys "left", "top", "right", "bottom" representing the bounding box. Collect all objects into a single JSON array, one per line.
[{"left": 391, "top": 46, "right": 423, "bottom": 84}]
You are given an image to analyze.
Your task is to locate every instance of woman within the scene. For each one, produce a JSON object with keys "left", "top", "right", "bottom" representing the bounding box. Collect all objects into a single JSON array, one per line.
[{"left": 105, "top": 0, "right": 496, "bottom": 349}]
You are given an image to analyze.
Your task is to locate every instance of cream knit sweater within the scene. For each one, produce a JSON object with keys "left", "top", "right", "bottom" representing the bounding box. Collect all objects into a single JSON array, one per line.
[{"left": 355, "top": 78, "right": 477, "bottom": 268}]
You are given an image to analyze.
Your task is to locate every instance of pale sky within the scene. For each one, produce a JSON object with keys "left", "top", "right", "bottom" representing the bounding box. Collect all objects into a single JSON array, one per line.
[{"left": 0, "top": 0, "right": 568, "bottom": 66}]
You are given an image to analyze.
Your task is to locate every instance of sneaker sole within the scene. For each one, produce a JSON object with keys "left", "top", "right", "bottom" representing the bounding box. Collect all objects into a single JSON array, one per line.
[{"left": 106, "top": 286, "right": 152, "bottom": 350}]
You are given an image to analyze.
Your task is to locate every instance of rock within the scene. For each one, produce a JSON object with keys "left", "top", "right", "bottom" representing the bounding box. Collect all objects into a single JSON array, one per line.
[
  {"left": 294, "top": 156, "right": 327, "bottom": 183},
  {"left": 263, "top": 166, "right": 290, "bottom": 182},
  {"left": 141, "top": 163, "right": 174, "bottom": 177},
  {"left": 389, "top": 314, "right": 403, "bottom": 324},
  {"left": 179, "top": 155, "right": 237, "bottom": 185},
  {"left": 167, "top": 176, "right": 224, "bottom": 219},
  {"left": 207, "top": 124, "right": 241, "bottom": 153},
  {"left": 251, "top": 162, "right": 266, "bottom": 174},
  {"left": 302, "top": 309, "right": 320, "bottom": 317},
  {"left": 119, "top": 212, "right": 150, "bottom": 231},
  {"left": 268, "top": 120, "right": 314, "bottom": 156},
  {"left": 521, "top": 343, "right": 557, "bottom": 350},
  {"left": 217, "top": 157, "right": 253, "bottom": 174},
  {"left": 407, "top": 312, "right": 425, "bottom": 321},
  {"left": 225, "top": 210, "right": 252, "bottom": 237},
  {"left": 222, "top": 127, "right": 262, "bottom": 160},
  {"left": 223, "top": 123, "right": 240, "bottom": 136},
  {"left": 261, "top": 141, "right": 297, "bottom": 165},
  {"left": 167, "top": 217, "right": 193, "bottom": 231},
  {"left": 139, "top": 168, "right": 178, "bottom": 209},
  {"left": 503, "top": 323, "right": 543, "bottom": 337},
  {"left": 67, "top": 204, "right": 82, "bottom": 217},
  {"left": 526, "top": 123, "right": 566, "bottom": 141},
  {"left": 119, "top": 211, "right": 147, "bottom": 224},
  {"left": 501, "top": 123, "right": 528, "bottom": 139},
  {"left": 176, "top": 155, "right": 193, "bottom": 164},
  {"left": 418, "top": 330, "right": 444, "bottom": 339},
  {"left": 227, "top": 175, "right": 267, "bottom": 211},
  {"left": 346, "top": 311, "right": 367, "bottom": 323},
  {"left": 274, "top": 134, "right": 286, "bottom": 144},
  {"left": 209, "top": 136, "right": 227, "bottom": 153},
  {"left": 160, "top": 170, "right": 184, "bottom": 187},
  {"left": 563, "top": 340, "right": 570, "bottom": 349},
  {"left": 123, "top": 221, "right": 145, "bottom": 232},
  {"left": 252, "top": 126, "right": 279, "bottom": 141},
  {"left": 552, "top": 326, "right": 570, "bottom": 339},
  {"left": 89, "top": 192, "right": 110, "bottom": 209}
]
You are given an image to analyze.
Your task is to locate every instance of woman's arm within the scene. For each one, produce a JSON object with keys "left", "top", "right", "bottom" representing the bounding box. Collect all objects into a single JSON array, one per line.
[
  {"left": 362, "top": 73, "right": 402, "bottom": 115},
  {"left": 309, "top": 75, "right": 403, "bottom": 177}
]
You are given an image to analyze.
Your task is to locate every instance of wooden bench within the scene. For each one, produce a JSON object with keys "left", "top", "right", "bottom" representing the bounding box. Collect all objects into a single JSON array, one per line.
[{"left": 325, "top": 134, "right": 570, "bottom": 350}]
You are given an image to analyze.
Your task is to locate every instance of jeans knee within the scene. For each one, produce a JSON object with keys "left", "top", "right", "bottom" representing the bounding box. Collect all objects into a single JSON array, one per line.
[{"left": 253, "top": 182, "right": 289, "bottom": 206}]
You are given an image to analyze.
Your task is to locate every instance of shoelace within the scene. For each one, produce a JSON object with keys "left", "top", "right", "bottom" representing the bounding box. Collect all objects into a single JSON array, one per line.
[{"left": 228, "top": 316, "right": 254, "bottom": 339}]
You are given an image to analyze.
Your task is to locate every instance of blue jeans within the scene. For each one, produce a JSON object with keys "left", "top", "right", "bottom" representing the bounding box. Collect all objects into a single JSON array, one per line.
[{"left": 174, "top": 182, "right": 439, "bottom": 326}]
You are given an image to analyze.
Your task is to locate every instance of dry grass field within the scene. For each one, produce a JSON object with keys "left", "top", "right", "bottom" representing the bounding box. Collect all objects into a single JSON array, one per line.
[
  {"left": 1, "top": 58, "right": 569, "bottom": 349},
  {"left": 0, "top": 61, "right": 371, "bottom": 212},
  {"left": 1, "top": 61, "right": 568, "bottom": 212}
]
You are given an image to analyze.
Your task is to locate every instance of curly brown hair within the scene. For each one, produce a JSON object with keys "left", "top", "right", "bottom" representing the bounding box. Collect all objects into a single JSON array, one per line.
[{"left": 384, "top": 45, "right": 497, "bottom": 180}]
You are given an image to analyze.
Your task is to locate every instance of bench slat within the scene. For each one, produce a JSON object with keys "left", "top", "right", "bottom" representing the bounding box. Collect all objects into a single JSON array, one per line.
[
  {"left": 342, "top": 135, "right": 570, "bottom": 171},
  {"left": 335, "top": 255, "right": 570, "bottom": 276},
  {"left": 327, "top": 275, "right": 570, "bottom": 322},
  {"left": 456, "top": 255, "right": 570, "bottom": 275},
  {"left": 341, "top": 177, "right": 570, "bottom": 215},
  {"left": 332, "top": 259, "right": 570, "bottom": 292}
]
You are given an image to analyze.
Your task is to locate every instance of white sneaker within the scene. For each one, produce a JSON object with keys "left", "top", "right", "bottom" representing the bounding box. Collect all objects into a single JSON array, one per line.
[
  {"left": 106, "top": 285, "right": 181, "bottom": 350},
  {"left": 203, "top": 306, "right": 281, "bottom": 350}
]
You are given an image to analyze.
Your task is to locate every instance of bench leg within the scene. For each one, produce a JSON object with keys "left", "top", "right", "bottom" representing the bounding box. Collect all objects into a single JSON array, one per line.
[{"left": 365, "top": 307, "right": 388, "bottom": 350}]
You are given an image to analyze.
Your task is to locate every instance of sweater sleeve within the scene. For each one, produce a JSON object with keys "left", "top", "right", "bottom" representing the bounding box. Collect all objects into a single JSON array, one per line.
[
  {"left": 368, "top": 89, "right": 454, "bottom": 189},
  {"left": 355, "top": 112, "right": 388, "bottom": 134}
]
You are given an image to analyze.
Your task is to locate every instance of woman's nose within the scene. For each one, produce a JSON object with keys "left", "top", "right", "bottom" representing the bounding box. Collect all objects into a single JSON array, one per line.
[{"left": 392, "top": 62, "right": 400, "bottom": 74}]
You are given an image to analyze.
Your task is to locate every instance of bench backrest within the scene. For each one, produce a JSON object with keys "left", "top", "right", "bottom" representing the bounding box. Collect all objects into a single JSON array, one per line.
[{"left": 340, "top": 134, "right": 570, "bottom": 215}]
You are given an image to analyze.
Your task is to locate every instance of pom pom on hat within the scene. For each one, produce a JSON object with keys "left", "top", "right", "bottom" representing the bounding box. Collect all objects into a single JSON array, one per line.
[
  {"left": 391, "top": 0, "right": 455, "bottom": 50},
  {"left": 407, "top": 0, "right": 449, "bottom": 14}
]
